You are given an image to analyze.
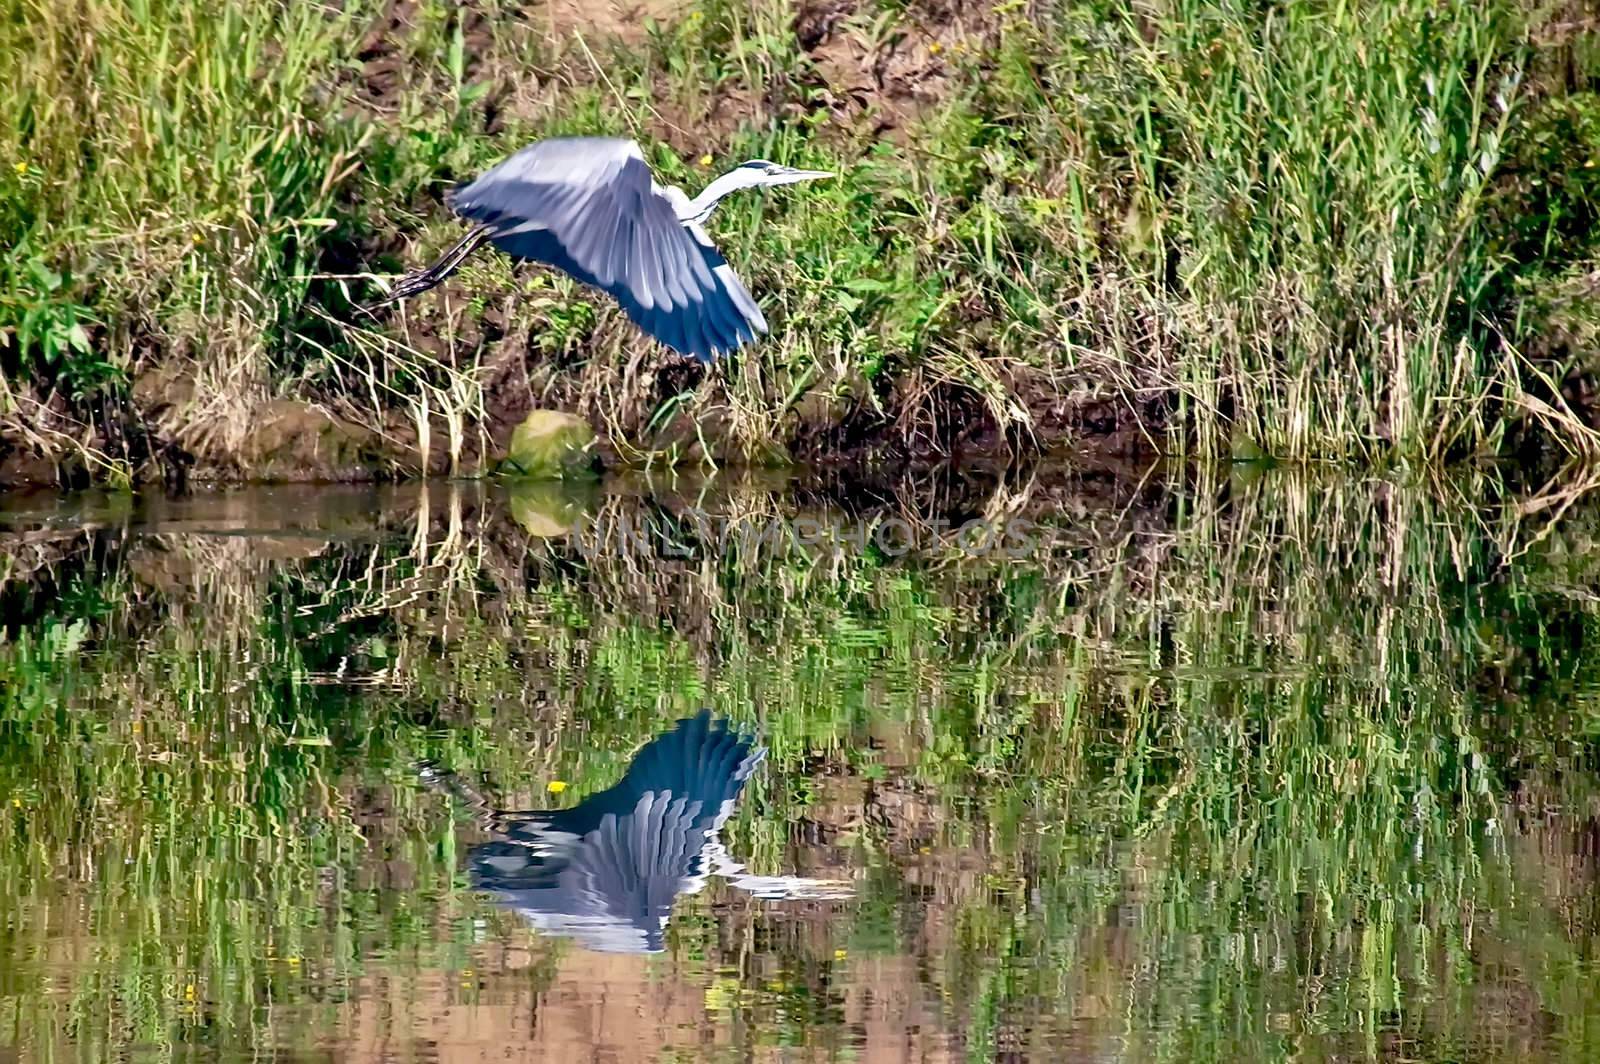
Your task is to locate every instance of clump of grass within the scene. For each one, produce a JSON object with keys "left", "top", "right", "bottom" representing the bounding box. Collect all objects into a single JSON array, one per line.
[
  {"left": 0, "top": 0, "right": 498, "bottom": 477},
  {"left": 4, "top": 0, "right": 1600, "bottom": 478}
]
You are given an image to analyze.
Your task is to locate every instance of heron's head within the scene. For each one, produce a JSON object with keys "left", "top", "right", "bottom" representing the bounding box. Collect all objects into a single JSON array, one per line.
[
  {"left": 686, "top": 158, "right": 835, "bottom": 221},
  {"left": 736, "top": 159, "right": 835, "bottom": 188}
]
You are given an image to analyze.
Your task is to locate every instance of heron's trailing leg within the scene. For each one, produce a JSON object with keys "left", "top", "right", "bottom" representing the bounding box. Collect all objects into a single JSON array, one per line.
[
  {"left": 417, "top": 760, "right": 505, "bottom": 832},
  {"left": 417, "top": 760, "right": 563, "bottom": 839},
  {"left": 365, "top": 225, "right": 491, "bottom": 310}
]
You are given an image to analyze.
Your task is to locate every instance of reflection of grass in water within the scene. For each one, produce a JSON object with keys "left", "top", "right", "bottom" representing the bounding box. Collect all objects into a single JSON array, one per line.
[{"left": 3, "top": 471, "right": 1600, "bottom": 1058}]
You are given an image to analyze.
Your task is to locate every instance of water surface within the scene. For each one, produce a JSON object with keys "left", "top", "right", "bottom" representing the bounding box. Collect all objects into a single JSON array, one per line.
[{"left": 3, "top": 468, "right": 1600, "bottom": 1062}]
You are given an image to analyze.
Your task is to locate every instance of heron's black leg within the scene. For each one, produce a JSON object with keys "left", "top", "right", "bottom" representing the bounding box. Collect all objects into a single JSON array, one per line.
[
  {"left": 363, "top": 226, "right": 491, "bottom": 311},
  {"left": 416, "top": 760, "right": 502, "bottom": 827},
  {"left": 417, "top": 760, "right": 561, "bottom": 842}
]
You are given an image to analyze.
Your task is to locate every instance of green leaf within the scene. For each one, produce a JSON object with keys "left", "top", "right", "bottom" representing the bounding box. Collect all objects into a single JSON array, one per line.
[
  {"left": 448, "top": 21, "right": 465, "bottom": 87},
  {"left": 28, "top": 261, "right": 61, "bottom": 293}
]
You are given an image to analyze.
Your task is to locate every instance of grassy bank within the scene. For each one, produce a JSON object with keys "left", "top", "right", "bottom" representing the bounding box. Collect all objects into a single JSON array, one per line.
[{"left": 3, "top": 0, "right": 1600, "bottom": 483}]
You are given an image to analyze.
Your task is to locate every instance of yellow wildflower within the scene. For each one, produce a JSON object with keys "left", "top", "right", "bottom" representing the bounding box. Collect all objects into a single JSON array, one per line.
[
  {"left": 547, "top": 780, "right": 568, "bottom": 794},
  {"left": 833, "top": 948, "right": 848, "bottom": 961},
  {"left": 698, "top": 154, "right": 713, "bottom": 167},
  {"left": 13, "top": 162, "right": 25, "bottom": 175},
  {"left": 928, "top": 41, "right": 943, "bottom": 55}
]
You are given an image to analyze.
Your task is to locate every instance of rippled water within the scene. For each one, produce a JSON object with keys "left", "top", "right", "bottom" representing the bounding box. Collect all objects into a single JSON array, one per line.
[{"left": 4, "top": 468, "right": 1600, "bottom": 1062}]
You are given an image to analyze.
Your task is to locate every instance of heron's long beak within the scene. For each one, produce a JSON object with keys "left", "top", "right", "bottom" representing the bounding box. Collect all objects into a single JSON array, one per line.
[{"left": 772, "top": 167, "right": 835, "bottom": 185}]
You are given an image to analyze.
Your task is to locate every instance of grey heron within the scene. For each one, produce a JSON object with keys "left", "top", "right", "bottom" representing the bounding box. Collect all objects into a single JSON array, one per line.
[
  {"left": 419, "top": 709, "right": 851, "bottom": 954},
  {"left": 370, "top": 137, "right": 833, "bottom": 363}
]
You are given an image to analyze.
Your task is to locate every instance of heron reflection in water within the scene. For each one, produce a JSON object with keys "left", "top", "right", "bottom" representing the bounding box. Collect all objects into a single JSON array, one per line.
[{"left": 420, "top": 710, "right": 850, "bottom": 953}]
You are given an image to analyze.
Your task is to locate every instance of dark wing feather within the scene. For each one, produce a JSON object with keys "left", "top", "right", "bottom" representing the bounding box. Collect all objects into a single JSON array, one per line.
[
  {"left": 614, "top": 709, "right": 766, "bottom": 832},
  {"left": 685, "top": 222, "right": 768, "bottom": 358},
  {"left": 519, "top": 710, "right": 764, "bottom": 840},
  {"left": 447, "top": 137, "right": 767, "bottom": 362}
]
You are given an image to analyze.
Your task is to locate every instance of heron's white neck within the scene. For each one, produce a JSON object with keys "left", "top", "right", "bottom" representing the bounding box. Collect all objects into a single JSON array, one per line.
[{"left": 681, "top": 167, "right": 763, "bottom": 224}]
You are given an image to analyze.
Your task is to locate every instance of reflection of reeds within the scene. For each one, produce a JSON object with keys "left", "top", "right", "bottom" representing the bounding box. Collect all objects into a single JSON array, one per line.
[{"left": 4, "top": 468, "right": 1600, "bottom": 1057}]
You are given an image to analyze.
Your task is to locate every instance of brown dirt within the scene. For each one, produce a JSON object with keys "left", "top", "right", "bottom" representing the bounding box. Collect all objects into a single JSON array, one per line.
[
  {"left": 233, "top": 400, "right": 392, "bottom": 482},
  {"left": 535, "top": 0, "right": 691, "bottom": 47},
  {"left": 0, "top": 437, "right": 61, "bottom": 489},
  {"left": 793, "top": 0, "right": 997, "bottom": 144},
  {"left": 353, "top": 0, "right": 501, "bottom": 114}
]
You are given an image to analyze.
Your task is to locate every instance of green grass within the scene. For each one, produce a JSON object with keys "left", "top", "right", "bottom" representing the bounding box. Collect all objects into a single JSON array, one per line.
[
  {"left": 4, "top": 0, "right": 1600, "bottom": 476},
  {"left": 5, "top": 470, "right": 1600, "bottom": 1057}
]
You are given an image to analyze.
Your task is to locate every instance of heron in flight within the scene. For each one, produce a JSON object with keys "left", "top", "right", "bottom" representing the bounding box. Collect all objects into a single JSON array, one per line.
[
  {"left": 419, "top": 710, "right": 851, "bottom": 954},
  {"left": 370, "top": 137, "right": 833, "bottom": 363}
]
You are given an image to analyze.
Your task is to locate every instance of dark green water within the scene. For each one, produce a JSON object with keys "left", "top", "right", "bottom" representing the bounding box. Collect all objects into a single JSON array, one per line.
[{"left": 3, "top": 468, "right": 1600, "bottom": 1062}]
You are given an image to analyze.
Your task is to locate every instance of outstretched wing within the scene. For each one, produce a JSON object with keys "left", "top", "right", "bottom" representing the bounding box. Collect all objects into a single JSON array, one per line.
[
  {"left": 504, "top": 709, "right": 765, "bottom": 842},
  {"left": 611, "top": 708, "right": 766, "bottom": 833},
  {"left": 447, "top": 137, "right": 766, "bottom": 362}
]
